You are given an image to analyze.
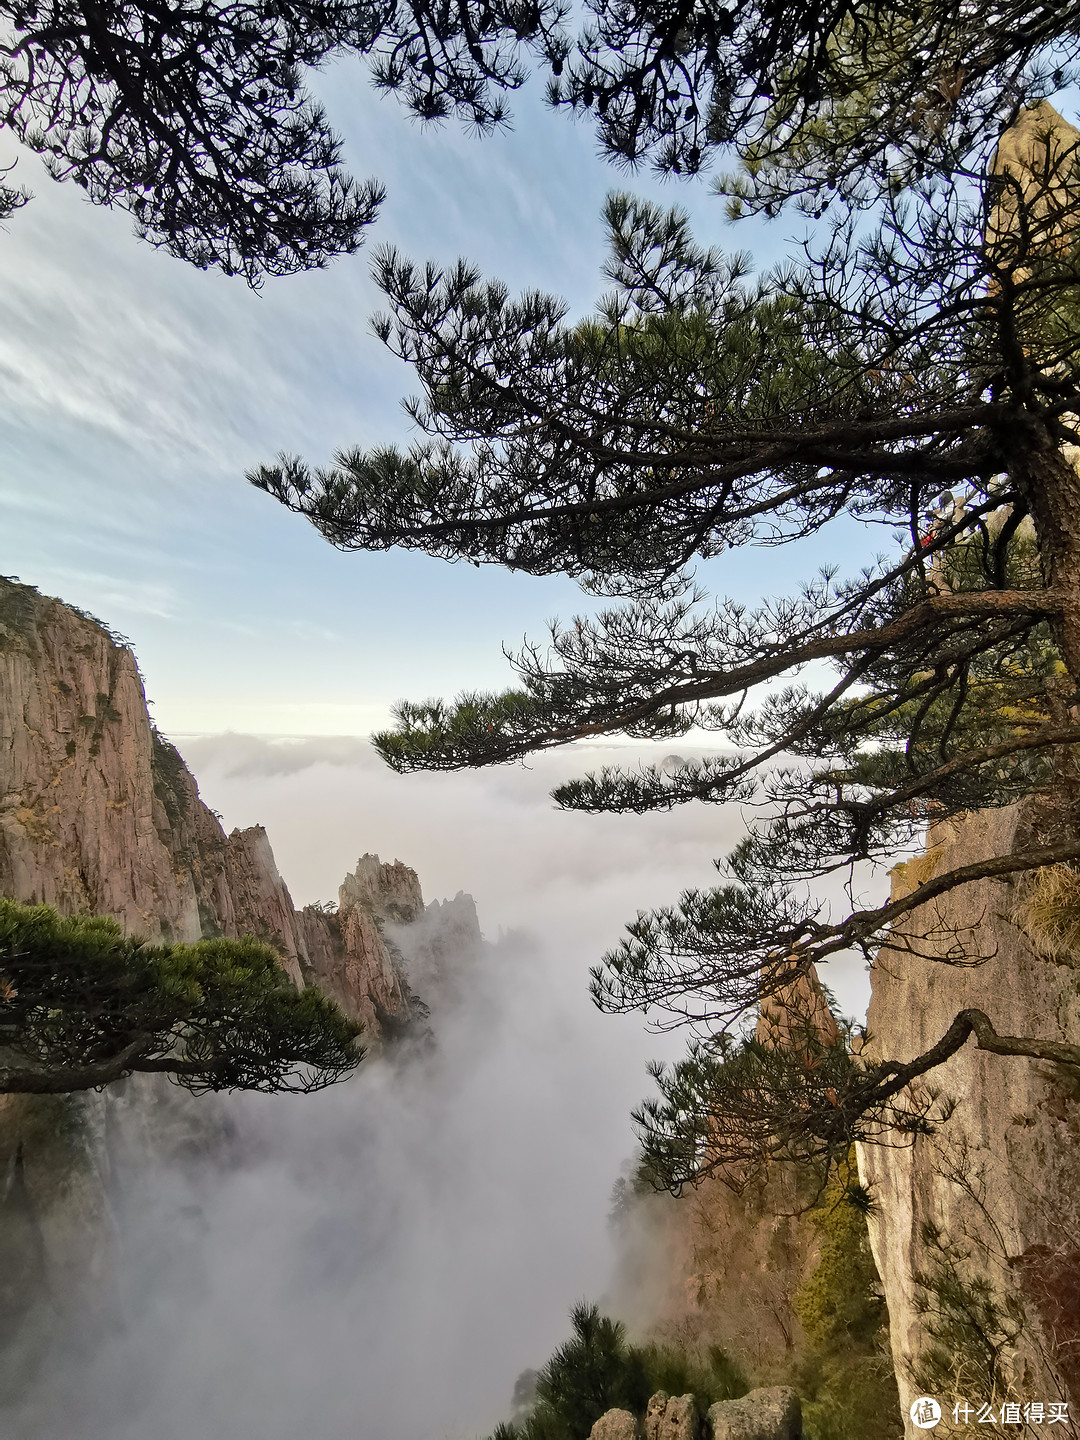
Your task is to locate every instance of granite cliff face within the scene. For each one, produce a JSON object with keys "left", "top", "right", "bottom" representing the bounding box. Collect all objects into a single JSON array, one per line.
[
  {"left": 610, "top": 1163, "right": 820, "bottom": 1379},
  {"left": 850, "top": 105, "right": 1080, "bottom": 1432},
  {"left": 621, "top": 810, "right": 1080, "bottom": 1429},
  {"left": 0, "top": 574, "right": 485, "bottom": 1389},
  {"left": 0, "top": 574, "right": 439, "bottom": 1033},
  {"left": 1, "top": 579, "right": 217, "bottom": 954},
  {"left": 609, "top": 966, "right": 844, "bottom": 1380},
  {"left": 859, "top": 806, "right": 1080, "bottom": 1429}
]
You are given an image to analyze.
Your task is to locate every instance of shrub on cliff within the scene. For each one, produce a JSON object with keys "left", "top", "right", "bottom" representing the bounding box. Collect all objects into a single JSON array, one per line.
[
  {"left": 0, "top": 899, "right": 363, "bottom": 1094},
  {"left": 491, "top": 1303, "right": 745, "bottom": 1439},
  {"left": 792, "top": 1169, "right": 901, "bottom": 1440},
  {"left": 527, "top": 1303, "right": 650, "bottom": 1440}
]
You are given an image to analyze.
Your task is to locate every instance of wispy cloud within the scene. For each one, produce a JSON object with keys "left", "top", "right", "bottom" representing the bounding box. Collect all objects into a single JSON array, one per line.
[{"left": 6, "top": 724, "right": 880, "bottom": 1440}]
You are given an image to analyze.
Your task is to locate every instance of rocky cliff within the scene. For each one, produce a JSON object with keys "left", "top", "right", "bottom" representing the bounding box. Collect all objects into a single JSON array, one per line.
[
  {"left": 610, "top": 968, "right": 843, "bottom": 1379},
  {"left": 610, "top": 1163, "right": 820, "bottom": 1380},
  {"left": 859, "top": 806, "right": 1080, "bottom": 1429},
  {"left": 613, "top": 806, "right": 1080, "bottom": 1433},
  {"left": 849, "top": 105, "right": 1080, "bottom": 1433},
  {"left": 0, "top": 573, "right": 447, "bottom": 1035},
  {"left": 0, "top": 574, "right": 485, "bottom": 1391}
]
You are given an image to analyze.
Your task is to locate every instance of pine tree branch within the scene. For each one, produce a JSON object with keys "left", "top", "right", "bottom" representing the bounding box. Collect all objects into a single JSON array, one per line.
[
  {"left": 0, "top": 1034, "right": 162, "bottom": 1093},
  {"left": 834, "top": 839, "right": 1080, "bottom": 957}
]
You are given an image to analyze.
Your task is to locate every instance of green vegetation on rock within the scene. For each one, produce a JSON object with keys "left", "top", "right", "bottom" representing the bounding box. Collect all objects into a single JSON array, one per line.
[
  {"left": 488, "top": 1302, "right": 746, "bottom": 1440},
  {"left": 792, "top": 1169, "right": 902, "bottom": 1440}
]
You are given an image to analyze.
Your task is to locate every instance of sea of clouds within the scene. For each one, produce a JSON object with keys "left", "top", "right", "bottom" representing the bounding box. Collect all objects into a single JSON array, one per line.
[{"left": 12, "top": 736, "right": 880, "bottom": 1440}]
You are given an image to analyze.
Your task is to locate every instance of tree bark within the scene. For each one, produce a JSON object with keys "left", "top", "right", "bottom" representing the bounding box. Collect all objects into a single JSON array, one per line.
[
  {"left": 0, "top": 1036, "right": 158, "bottom": 1093},
  {"left": 1008, "top": 416, "right": 1080, "bottom": 685},
  {"left": 851, "top": 1009, "right": 1080, "bottom": 1122},
  {"left": 0, "top": 1040, "right": 230, "bottom": 1094}
]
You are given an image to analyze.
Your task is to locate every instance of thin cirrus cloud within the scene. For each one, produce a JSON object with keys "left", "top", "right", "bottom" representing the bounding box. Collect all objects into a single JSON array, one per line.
[{"left": 0, "top": 66, "right": 814, "bottom": 749}]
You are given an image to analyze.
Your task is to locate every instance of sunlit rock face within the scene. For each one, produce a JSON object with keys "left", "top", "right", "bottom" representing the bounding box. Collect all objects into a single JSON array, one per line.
[
  {"left": 0, "top": 575, "right": 484, "bottom": 1397},
  {"left": 0, "top": 574, "right": 309, "bottom": 985},
  {"left": 755, "top": 961, "right": 840, "bottom": 1050},
  {"left": 298, "top": 865, "right": 417, "bottom": 1037},
  {"left": 858, "top": 805, "right": 1080, "bottom": 1431},
  {"left": 854, "top": 103, "right": 1080, "bottom": 1432},
  {"left": 339, "top": 852, "right": 425, "bottom": 925},
  {"left": 294, "top": 856, "right": 484, "bottom": 1035},
  {"left": 0, "top": 574, "right": 440, "bottom": 1030},
  {"left": 0, "top": 571, "right": 488, "bottom": 1051},
  {"left": 607, "top": 966, "right": 839, "bottom": 1383},
  {"left": 1, "top": 577, "right": 203, "bottom": 950}
]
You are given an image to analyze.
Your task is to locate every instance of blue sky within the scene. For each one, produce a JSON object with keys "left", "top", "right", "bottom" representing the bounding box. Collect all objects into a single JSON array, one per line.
[
  {"left": 0, "top": 60, "right": 827, "bottom": 736},
  {"left": 0, "top": 59, "right": 885, "bottom": 1023}
]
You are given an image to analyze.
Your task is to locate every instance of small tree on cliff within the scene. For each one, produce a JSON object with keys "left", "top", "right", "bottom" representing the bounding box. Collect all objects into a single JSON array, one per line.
[
  {"left": 250, "top": 96, "right": 1080, "bottom": 1179},
  {"left": 0, "top": 899, "right": 363, "bottom": 1094}
]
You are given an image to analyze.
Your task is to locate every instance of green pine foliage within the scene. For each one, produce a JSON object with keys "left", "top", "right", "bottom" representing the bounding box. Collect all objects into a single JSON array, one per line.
[
  {"left": 488, "top": 1303, "right": 746, "bottom": 1440},
  {"left": 532, "top": 1306, "right": 649, "bottom": 1439},
  {"left": 485, "top": 1164, "right": 903, "bottom": 1440},
  {"left": 249, "top": 145, "right": 1080, "bottom": 1133},
  {"left": 0, "top": 899, "right": 363, "bottom": 1094},
  {"left": 634, "top": 1010, "right": 964, "bottom": 1190},
  {"left": 636, "top": 1342, "right": 748, "bottom": 1410},
  {"left": 909, "top": 1221, "right": 1027, "bottom": 1410}
]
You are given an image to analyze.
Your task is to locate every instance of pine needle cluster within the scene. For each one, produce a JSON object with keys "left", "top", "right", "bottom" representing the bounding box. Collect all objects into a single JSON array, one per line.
[{"left": 0, "top": 898, "right": 363, "bottom": 1094}]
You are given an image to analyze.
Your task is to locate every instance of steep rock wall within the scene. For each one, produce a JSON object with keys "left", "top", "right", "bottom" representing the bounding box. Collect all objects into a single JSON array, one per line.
[
  {"left": 609, "top": 1164, "right": 820, "bottom": 1378},
  {"left": 854, "top": 104, "right": 1080, "bottom": 1433},
  {"left": 298, "top": 871, "right": 415, "bottom": 1035},
  {"left": 608, "top": 967, "right": 842, "bottom": 1379},
  {"left": 340, "top": 852, "right": 424, "bottom": 924},
  {"left": 859, "top": 806, "right": 1080, "bottom": 1428},
  {"left": 0, "top": 575, "right": 485, "bottom": 1390},
  {"left": 0, "top": 574, "right": 425, "bottom": 1028},
  {"left": 1, "top": 578, "right": 206, "bottom": 951}
]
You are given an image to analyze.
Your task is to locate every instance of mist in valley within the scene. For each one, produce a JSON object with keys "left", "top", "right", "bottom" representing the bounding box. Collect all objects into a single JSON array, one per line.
[{"left": 7, "top": 737, "right": 876, "bottom": 1440}]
